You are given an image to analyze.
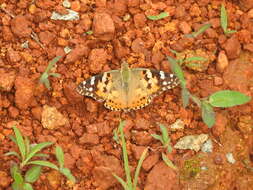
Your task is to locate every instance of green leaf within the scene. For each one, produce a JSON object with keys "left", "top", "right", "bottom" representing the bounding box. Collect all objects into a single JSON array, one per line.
[
  {"left": 112, "top": 173, "right": 128, "bottom": 189},
  {"left": 201, "top": 101, "right": 215, "bottom": 128},
  {"left": 182, "top": 88, "right": 190, "bottom": 108},
  {"left": 184, "top": 56, "right": 207, "bottom": 62},
  {"left": 33, "top": 153, "right": 49, "bottom": 158},
  {"left": 10, "top": 163, "right": 20, "bottom": 178},
  {"left": 24, "top": 136, "right": 30, "bottom": 157},
  {"left": 85, "top": 30, "right": 93, "bottom": 35},
  {"left": 151, "top": 134, "right": 163, "bottom": 143},
  {"left": 22, "top": 142, "right": 53, "bottom": 166},
  {"left": 12, "top": 181, "right": 22, "bottom": 190},
  {"left": 5, "top": 151, "right": 21, "bottom": 160},
  {"left": 39, "top": 73, "right": 49, "bottom": 84},
  {"left": 225, "top": 30, "right": 237, "bottom": 34},
  {"left": 27, "top": 160, "right": 59, "bottom": 170},
  {"left": 13, "top": 170, "right": 24, "bottom": 185},
  {"left": 167, "top": 56, "right": 186, "bottom": 88},
  {"left": 159, "top": 124, "right": 169, "bottom": 145},
  {"left": 23, "top": 183, "right": 33, "bottom": 190},
  {"left": 113, "top": 128, "right": 120, "bottom": 144},
  {"left": 162, "top": 153, "right": 177, "bottom": 170},
  {"left": 25, "top": 166, "right": 41, "bottom": 183},
  {"left": 60, "top": 168, "right": 76, "bottom": 183},
  {"left": 133, "top": 148, "right": 148, "bottom": 190},
  {"left": 190, "top": 94, "right": 202, "bottom": 107},
  {"left": 220, "top": 4, "right": 228, "bottom": 33},
  {"left": 49, "top": 73, "right": 61, "bottom": 78},
  {"left": 209, "top": 90, "right": 251, "bottom": 107},
  {"left": 13, "top": 126, "right": 26, "bottom": 161},
  {"left": 9, "top": 135, "right": 18, "bottom": 145},
  {"left": 45, "top": 56, "right": 61, "bottom": 73},
  {"left": 186, "top": 23, "right": 211, "bottom": 38},
  {"left": 147, "top": 12, "right": 169, "bottom": 20},
  {"left": 55, "top": 146, "right": 64, "bottom": 169}
]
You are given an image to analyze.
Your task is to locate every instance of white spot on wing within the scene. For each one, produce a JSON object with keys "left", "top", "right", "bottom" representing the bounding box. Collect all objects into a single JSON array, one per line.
[
  {"left": 82, "top": 81, "right": 86, "bottom": 85},
  {"left": 170, "top": 74, "right": 174, "bottom": 78},
  {"left": 90, "top": 77, "right": 95, "bottom": 85},
  {"left": 162, "top": 81, "right": 167, "bottom": 85},
  {"left": 160, "top": 71, "right": 165, "bottom": 79},
  {"left": 88, "top": 87, "right": 93, "bottom": 91},
  {"left": 146, "top": 70, "right": 152, "bottom": 79}
]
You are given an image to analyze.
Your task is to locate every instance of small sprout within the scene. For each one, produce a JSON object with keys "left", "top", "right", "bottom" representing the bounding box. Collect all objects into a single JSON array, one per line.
[
  {"left": 147, "top": 12, "right": 169, "bottom": 21},
  {"left": 113, "top": 128, "right": 120, "bottom": 144},
  {"left": 85, "top": 30, "right": 93, "bottom": 35},
  {"left": 162, "top": 153, "right": 177, "bottom": 170},
  {"left": 185, "top": 23, "right": 211, "bottom": 38},
  {"left": 220, "top": 4, "right": 237, "bottom": 35},
  {"left": 151, "top": 124, "right": 172, "bottom": 153},
  {"left": 39, "top": 56, "right": 61, "bottom": 90},
  {"left": 201, "top": 101, "right": 215, "bottom": 128},
  {"left": 113, "top": 121, "right": 148, "bottom": 190}
]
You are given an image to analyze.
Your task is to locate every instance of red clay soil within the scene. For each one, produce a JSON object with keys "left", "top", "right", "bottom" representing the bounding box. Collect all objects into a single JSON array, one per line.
[{"left": 0, "top": 0, "right": 253, "bottom": 190}]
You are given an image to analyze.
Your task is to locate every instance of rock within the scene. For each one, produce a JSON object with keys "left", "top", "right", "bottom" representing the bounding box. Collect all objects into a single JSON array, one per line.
[
  {"left": 131, "top": 144, "right": 147, "bottom": 160},
  {"left": 31, "top": 106, "right": 42, "bottom": 121},
  {"left": 64, "top": 153, "right": 76, "bottom": 169},
  {"left": 244, "top": 43, "right": 253, "bottom": 52},
  {"left": 7, "top": 48, "right": 21, "bottom": 63},
  {"left": 63, "top": 82, "right": 83, "bottom": 104},
  {"left": 212, "top": 113, "right": 227, "bottom": 137},
  {"left": 93, "top": 12, "right": 115, "bottom": 41},
  {"left": 224, "top": 36, "right": 241, "bottom": 59},
  {"left": 248, "top": 9, "right": 253, "bottom": 18},
  {"left": 213, "top": 76, "right": 223, "bottom": 86},
  {"left": 8, "top": 106, "right": 19, "bottom": 118},
  {"left": 216, "top": 50, "right": 229, "bottom": 73},
  {"left": 79, "top": 133, "right": 99, "bottom": 145},
  {"left": 142, "top": 153, "right": 159, "bottom": 171},
  {"left": 0, "top": 70, "right": 16, "bottom": 91},
  {"left": 133, "top": 13, "right": 147, "bottom": 28},
  {"left": 0, "top": 171, "right": 11, "bottom": 188},
  {"left": 65, "top": 45, "right": 89, "bottom": 63},
  {"left": 223, "top": 60, "right": 253, "bottom": 94},
  {"left": 170, "top": 119, "right": 185, "bottom": 131},
  {"left": 239, "top": 0, "right": 253, "bottom": 11},
  {"left": 132, "top": 131, "right": 153, "bottom": 145},
  {"left": 131, "top": 38, "right": 145, "bottom": 53},
  {"left": 88, "top": 48, "right": 108, "bottom": 73},
  {"left": 39, "top": 31, "right": 56, "bottom": 45},
  {"left": 92, "top": 154, "right": 123, "bottom": 189},
  {"left": 41, "top": 105, "right": 69, "bottom": 129},
  {"left": 15, "top": 76, "right": 34, "bottom": 110},
  {"left": 174, "top": 134, "right": 209, "bottom": 152},
  {"left": 226, "top": 153, "right": 236, "bottom": 164},
  {"left": 237, "top": 115, "right": 252, "bottom": 135},
  {"left": 179, "top": 21, "right": 191, "bottom": 34},
  {"left": 10, "top": 15, "right": 32, "bottom": 37},
  {"left": 201, "top": 139, "right": 213, "bottom": 153},
  {"left": 144, "top": 161, "right": 178, "bottom": 190}
]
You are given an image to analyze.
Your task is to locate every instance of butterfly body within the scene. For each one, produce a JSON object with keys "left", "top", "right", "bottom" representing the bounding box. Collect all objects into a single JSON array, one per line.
[{"left": 76, "top": 62, "right": 179, "bottom": 111}]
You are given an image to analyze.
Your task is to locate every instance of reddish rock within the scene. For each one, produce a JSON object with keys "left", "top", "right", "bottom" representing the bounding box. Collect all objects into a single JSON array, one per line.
[
  {"left": 132, "top": 131, "right": 153, "bottom": 145},
  {"left": 131, "top": 38, "right": 145, "bottom": 53},
  {"left": 46, "top": 170, "right": 61, "bottom": 189},
  {"left": 134, "top": 13, "right": 147, "bottom": 28},
  {"left": 89, "top": 48, "right": 108, "bottom": 73},
  {"left": 151, "top": 50, "right": 164, "bottom": 64},
  {"left": 248, "top": 9, "right": 253, "bottom": 18},
  {"left": 212, "top": 113, "right": 228, "bottom": 137},
  {"left": 144, "top": 161, "right": 178, "bottom": 190},
  {"left": 15, "top": 76, "right": 34, "bottom": 110},
  {"left": 131, "top": 144, "right": 147, "bottom": 160},
  {"left": 0, "top": 171, "right": 11, "bottom": 188},
  {"left": 31, "top": 106, "right": 42, "bottom": 121},
  {"left": 113, "top": 0, "right": 127, "bottom": 16},
  {"left": 224, "top": 36, "right": 241, "bottom": 59},
  {"left": 179, "top": 21, "right": 191, "bottom": 34},
  {"left": 8, "top": 106, "right": 19, "bottom": 118},
  {"left": 142, "top": 153, "right": 159, "bottom": 171},
  {"left": 71, "top": 1, "right": 81, "bottom": 12},
  {"left": 85, "top": 98, "right": 99, "bottom": 113},
  {"left": 92, "top": 154, "right": 123, "bottom": 189},
  {"left": 64, "top": 153, "right": 76, "bottom": 169},
  {"left": 128, "top": 0, "right": 140, "bottom": 7},
  {"left": 7, "top": 48, "right": 21, "bottom": 63},
  {"left": 79, "top": 133, "right": 99, "bottom": 145},
  {"left": 2, "top": 26, "right": 14, "bottom": 41},
  {"left": 213, "top": 76, "right": 223, "bottom": 86},
  {"left": 223, "top": 60, "right": 253, "bottom": 94},
  {"left": 69, "top": 144, "right": 82, "bottom": 160},
  {"left": 39, "top": 31, "right": 56, "bottom": 45},
  {"left": 239, "top": 0, "right": 253, "bottom": 11},
  {"left": 65, "top": 45, "right": 89, "bottom": 63},
  {"left": 10, "top": 15, "right": 32, "bottom": 38},
  {"left": 244, "top": 43, "right": 253, "bottom": 52},
  {"left": 216, "top": 50, "right": 229, "bottom": 73},
  {"left": 113, "top": 39, "right": 129, "bottom": 59},
  {"left": 0, "top": 70, "right": 16, "bottom": 91},
  {"left": 93, "top": 12, "right": 115, "bottom": 41},
  {"left": 135, "top": 118, "right": 151, "bottom": 130},
  {"left": 63, "top": 82, "right": 83, "bottom": 104},
  {"left": 79, "top": 14, "right": 92, "bottom": 31}
]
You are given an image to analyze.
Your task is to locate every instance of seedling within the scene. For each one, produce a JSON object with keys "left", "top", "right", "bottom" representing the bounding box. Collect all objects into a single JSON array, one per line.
[
  {"left": 5, "top": 126, "right": 76, "bottom": 190},
  {"left": 185, "top": 23, "right": 211, "bottom": 38},
  {"left": 220, "top": 4, "right": 237, "bottom": 35},
  {"left": 113, "top": 121, "right": 148, "bottom": 190},
  {"left": 147, "top": 12, "right": 169, "bottom": 20},
  {"left": 85, "top": 30, "right": 93, "bottom": 35},
  {"left": 39, "top": 56, "right": 61, "bottom": 90},
  {"left": 151, "top": 124, "right": 172, "bottom": 153},
  {"left": 162, "top": 153, "right": 177, "bottom": 170},
  {"left": 168, "top": 56, "right": 251, "bottom": 128}
]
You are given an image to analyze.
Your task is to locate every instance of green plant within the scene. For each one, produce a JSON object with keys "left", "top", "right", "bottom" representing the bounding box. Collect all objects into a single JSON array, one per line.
[
  {"left": 147, "top": 12, "right": 169, "bottom": 20},
  {"left": 85, "top": 30, "right": 93, "bottom": 35},
  {"left": 113, "top": 121, "right": 148, "bottom": 190},
  {"left": 151, "top": 124, "right": 172, "bottom": 153},
  {"left": 39, "top": 56, "right": 61, "bottom": 90},
  {"left": 220, "top": 4, "right": 237, "bottom": 35},
  {"left": 5, "top": 126, "right": 76, "bottom": 190},
  {"left": 185, "top": 23, "right": 211, "bottom": 38},
  {"left": 168, "top": 56, "right": 251, "bottom": 128}
]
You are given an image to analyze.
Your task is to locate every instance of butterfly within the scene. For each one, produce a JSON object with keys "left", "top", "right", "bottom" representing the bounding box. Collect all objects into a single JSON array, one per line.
[{"left": 76, "top": 62, "right": 179, "bottom": 112}]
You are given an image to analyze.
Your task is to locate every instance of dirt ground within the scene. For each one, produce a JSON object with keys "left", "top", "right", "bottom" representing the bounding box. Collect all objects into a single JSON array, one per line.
[{"left": 0, "top": 0, "right": 253, "bottom": 190}]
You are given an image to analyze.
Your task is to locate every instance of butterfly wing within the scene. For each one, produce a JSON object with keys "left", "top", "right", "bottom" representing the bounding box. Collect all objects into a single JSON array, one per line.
[
  {"left": 126, "top": 68, "right": 179, "bottom": 110},
  {"left": 76, "top": 70, "right": 128, "bottom": 111}
]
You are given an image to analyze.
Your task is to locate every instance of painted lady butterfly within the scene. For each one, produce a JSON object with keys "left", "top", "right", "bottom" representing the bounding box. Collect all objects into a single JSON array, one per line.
[{"left": 76, "top": 62, "right": 179, "bottom": 111}]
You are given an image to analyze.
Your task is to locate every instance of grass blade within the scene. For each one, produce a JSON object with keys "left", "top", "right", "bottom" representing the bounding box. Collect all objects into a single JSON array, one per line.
[
  {"left": 187, "top": 23, "right": 211, "bottom": 38},
  {"left": 27, "top": 160, "right": 59, "bottom": 170},
  {"left": 182, "top": 88, "right": 190, "bottom": 108},
  {"left": 162, "top": 153, "right": 177, "bottom": 170},
  {"left": 13, "top": 126, "right": 26, "bottom": 161},
  {"left": 60, "top": 168, "right": 76, "bottom": 183},
  {"left": 151, "top": 134, "right": 163, "bottom": 143},
  {"left": 220, "top": 4, "right": 227, "bottom": 33},
  {"left": 133, "top": 148, "right": 148, "bottom": 189},
  {"left": 209, "top": 90, "right": 251, "bottom": 107},
  {"left": 55, "top": 146, "right": 64, "bottom": 169},
  {"left": 25, "top": 166, "right": 41, "bottom": 183},
  {"left": 45, "top": 56, "right": 61, "bottom": 73},
  {"left": 147, "top": 12, "right": 169, "bottom": 20},
  {"left": 9, "top": 135, "right": 17, "bottom": 145},
  {"left": 112, "top": 173, "right": 128, "bottom": 190},
  {"left": 119, "top": 120, "right": 133, "bottom": 188},
  {"left": 159, "top": 124, "right": 169, "bottom": 145},
  {"left": 22, "top": 142, "right": 53, "bottom": 166},
  {"left": 5, "top": 151, "right": 21, "bottom": 160}
]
